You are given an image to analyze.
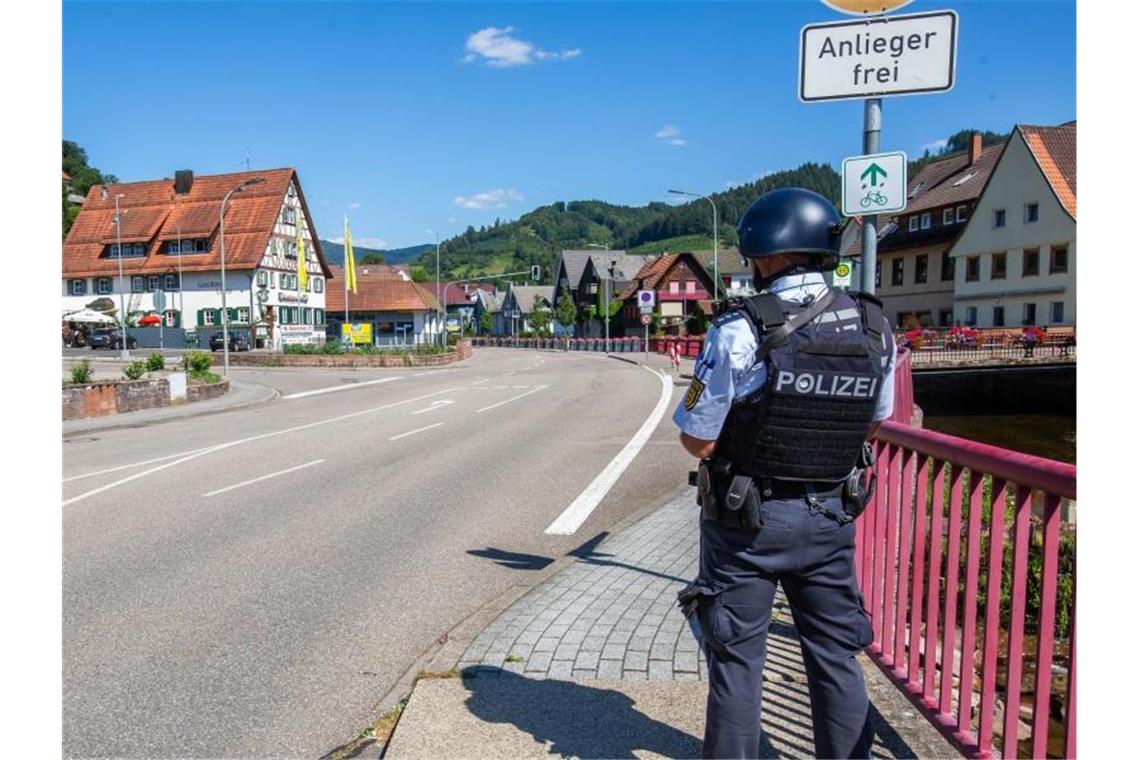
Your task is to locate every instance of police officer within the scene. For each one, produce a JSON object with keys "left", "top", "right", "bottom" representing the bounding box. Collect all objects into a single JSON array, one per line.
[{"left": 673, "top": 188, "right": 896, "bottom": 759}]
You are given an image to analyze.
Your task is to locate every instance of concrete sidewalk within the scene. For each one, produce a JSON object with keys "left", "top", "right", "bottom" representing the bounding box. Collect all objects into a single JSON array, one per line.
[
  {"left": 384, "top": 493, "right": 958, "bottom": 759},
  {"left": 62, "top": 378, "right": 277, "bottom": 436},
  {"left": 607, "top": 351, "right": 695, "bottom": 384}
]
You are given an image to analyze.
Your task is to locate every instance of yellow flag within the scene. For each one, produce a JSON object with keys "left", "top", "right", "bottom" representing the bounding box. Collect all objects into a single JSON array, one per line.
[
  {"left": 344, "top": 216, "right": 357, "bottom": 294},
  {"left": 297, "top": 218, "right": 308, "bottom": 291}
]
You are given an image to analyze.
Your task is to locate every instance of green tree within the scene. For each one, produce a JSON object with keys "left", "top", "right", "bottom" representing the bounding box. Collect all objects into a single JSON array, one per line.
[
  {"left": 409, "top": 265, "right": 429, "bottom": 282},
  {"left": 361, "top": 253, "right": 386, "bottom": 265},
  {"left": 685, "top": 303, "right": 710, "bottom": 335},
  {"left": 62, "top": 140, "right": 117, "bottom": 239},
  {"left": 554, "top": 287, "right": 578, "bottom": 331},
  {"left": 529, "top": 295, "right": 553, "bottom": 336},
  {"left": 478, "top": 312, "right": 493, "bottom": 335}
]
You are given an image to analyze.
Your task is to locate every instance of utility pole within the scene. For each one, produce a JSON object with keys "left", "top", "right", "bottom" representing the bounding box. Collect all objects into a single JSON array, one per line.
[
  {"left": 219, "top": 177, "right": 265, "bottom": 377},
  {"left": 586, "top": 243, "right": 612, "bottom": 353},
  {"left": 669, "top": 189, "right": 719, "bottom": 302},
  {"left": 107, "top": 190, "right": 129, "bottom": 360}
]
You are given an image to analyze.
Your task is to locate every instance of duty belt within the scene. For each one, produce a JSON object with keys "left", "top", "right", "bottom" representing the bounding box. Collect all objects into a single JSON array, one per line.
[{"left": 690, "top": 461, "right": 850, "bottom": 530}]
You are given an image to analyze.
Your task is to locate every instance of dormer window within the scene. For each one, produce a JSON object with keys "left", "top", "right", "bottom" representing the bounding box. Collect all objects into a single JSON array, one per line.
[
  {"left": 104, "top": 243, "right": 147, "bottom": 258},
  {"left": 942, "top": 208, "right": 954, "bottom": 225},
  {"left": 165, "top": 239, "right": 208, "bottom": 254},
  {"left": 908, "top": 216, "right": 918, "bottom": 232},
  {"left": 920, "top": 213, "right": 932, "bottom": 230}
]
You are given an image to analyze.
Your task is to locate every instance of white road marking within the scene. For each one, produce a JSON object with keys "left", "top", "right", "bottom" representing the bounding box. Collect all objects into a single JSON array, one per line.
[
  {"left": 64, "top": 387, "right": 463, "bottom": 506},
  {"left": 545, "top": 367, "right": 673, "bottom": 536},
  {"left": 475, "top": 385, "right": 549, "bottom": 413},
  {"left": 202, "top": 459, "right": 325, "bottom": 497},
  {"left": 411, "top": 399, "right": 455, "bottom": 415},
  {"left": 472, "top": 378, "right": 489, "bottom": 385},
  {"left": 388, "top": 422, "right": 444, "bottom": 441},
  {"left": 63, "top": 446, "right": 216, "bottom": 482},
  {"left": 281, "top": 376, "right": 401, "bottom": 400}
]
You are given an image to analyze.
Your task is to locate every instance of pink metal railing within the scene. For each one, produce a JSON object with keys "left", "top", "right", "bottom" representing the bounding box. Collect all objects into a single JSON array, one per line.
[{"left": 857, "top": 422, "right": 1076, "bottom": 758}]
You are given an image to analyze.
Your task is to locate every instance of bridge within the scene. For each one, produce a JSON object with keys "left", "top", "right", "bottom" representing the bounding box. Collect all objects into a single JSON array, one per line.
[{"left": 472, "top": 338, "right": 1076, "bottom": 758}]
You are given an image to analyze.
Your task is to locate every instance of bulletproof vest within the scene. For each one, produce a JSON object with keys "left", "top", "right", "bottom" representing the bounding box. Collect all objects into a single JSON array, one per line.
[{"left": 715, "top": 289, "right": 889, "bottom": 482}]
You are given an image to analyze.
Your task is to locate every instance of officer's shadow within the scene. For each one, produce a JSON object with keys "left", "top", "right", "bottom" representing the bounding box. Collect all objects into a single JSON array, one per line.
[{"left": 461, "top": 667, "right": 701, "bottom": 759}]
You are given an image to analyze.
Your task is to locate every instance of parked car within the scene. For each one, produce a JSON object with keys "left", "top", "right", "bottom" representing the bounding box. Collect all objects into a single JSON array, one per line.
[
  {"left": 209, "top": 331, "right": 251, "bottom": 352},
  {"left": 87, "top": 328, "right": 137, "bottom": 350}
]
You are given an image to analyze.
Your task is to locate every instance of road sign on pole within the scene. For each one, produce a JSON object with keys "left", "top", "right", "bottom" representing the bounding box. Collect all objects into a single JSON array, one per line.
[
  {"left": 841, "top": 151, "right": 907, "bottom": 216},
  {"left": 640, "top": 313, "right": 652, "bottom": 326},
  {"left": 831, "top": 259, "right": 853, "bottom": 288},
  {"left": 820, "top": 0, "right": 915, "bottom": 16},
  {"left": 152, "top": 288, "right": 166, "bottom": 313},
  {"left": 637, "top": 289, "right": 655, "bottom": 313},
  {"left": 799, "top": 11, "right": 958, "bottom": 102}
]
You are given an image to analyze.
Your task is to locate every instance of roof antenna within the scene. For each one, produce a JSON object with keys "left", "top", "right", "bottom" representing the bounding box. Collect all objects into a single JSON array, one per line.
[{"left": 243, "top": 147, "right": 251, "bottom": 172}]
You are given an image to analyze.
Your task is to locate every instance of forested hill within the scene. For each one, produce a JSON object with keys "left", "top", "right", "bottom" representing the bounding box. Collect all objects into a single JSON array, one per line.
[
  {"left": 319, "top": 241, "right": 433, "bottom": 267},
  {"left": 418, "top": 163, "right": 841, "bottom": 282}
]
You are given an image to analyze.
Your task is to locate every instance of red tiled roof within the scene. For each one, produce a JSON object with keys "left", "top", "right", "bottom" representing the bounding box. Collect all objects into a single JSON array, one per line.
[
  {"left": 61, "top": 168, "right": 331, "bottom": 278},
  {"left": 1020, "top": 122, "right": 1076, "bottom": 218},
  {"left": 617, "top": 254, "right": 677, "bottom": 300},
  {"left": 901, "top": 143, "right": 1004, "bottom": 215},
  {"left": 325, "top": 270, "right": 439, "bottom": 313}
]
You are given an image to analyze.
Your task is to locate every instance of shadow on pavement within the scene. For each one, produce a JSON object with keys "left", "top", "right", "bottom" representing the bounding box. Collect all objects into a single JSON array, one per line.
[
  {"left": 461, "top": 667, "right": 700, "bottom": 759},
  {"left": 466, "top": 548, "right": 554, "bottom": 571}
]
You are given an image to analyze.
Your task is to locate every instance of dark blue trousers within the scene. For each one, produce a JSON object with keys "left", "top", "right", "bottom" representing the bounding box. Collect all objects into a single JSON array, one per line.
[{"left": 689, "top": 494, "right": 875, "bottom": 759}]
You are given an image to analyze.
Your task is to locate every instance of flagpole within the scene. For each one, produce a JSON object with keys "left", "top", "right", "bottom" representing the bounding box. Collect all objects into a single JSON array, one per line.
[{"left": 344, "top": 215, "right": 349, "bottom": 328}]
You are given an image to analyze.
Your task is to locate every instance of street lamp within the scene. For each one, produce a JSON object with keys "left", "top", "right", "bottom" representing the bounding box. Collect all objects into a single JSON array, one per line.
[
  {"left": 219, "top": 177, "right": 265, "bottom": 377},
  {"left": 669, "top": 189, "right": 719, "bottom": 302},
  {"left": 586, "top": 243, "right": 613, "bottom": 353},
  {"left": 102, "top": 189, "right": 131, "bottom": 360},
  {"left": 426, "top": 228, "right": 442, "bottom": 346}
]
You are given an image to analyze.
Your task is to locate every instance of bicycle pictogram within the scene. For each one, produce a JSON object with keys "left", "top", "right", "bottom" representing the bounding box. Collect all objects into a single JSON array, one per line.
[{"left": 860, "top": 190, "right": 887, "bottom": 208}]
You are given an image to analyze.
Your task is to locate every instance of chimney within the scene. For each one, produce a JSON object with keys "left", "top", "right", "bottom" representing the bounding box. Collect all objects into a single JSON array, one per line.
[
  {"left": 968, "top": 133, "right": 983, "bottom": 165},
  {"left": 174, "top": 170, "right": 194, "bottom": 195}
]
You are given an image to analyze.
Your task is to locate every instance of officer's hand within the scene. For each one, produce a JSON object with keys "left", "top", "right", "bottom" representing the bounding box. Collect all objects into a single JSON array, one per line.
[{"left": 680, "top": 432, "right": 717, "bottom": 459}]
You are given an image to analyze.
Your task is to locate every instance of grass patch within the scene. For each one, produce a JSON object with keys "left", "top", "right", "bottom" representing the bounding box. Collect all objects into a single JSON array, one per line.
[
  {"left": 188, "top": 370, "right": 222, "bottom": 384},
  {"left": 504, "top": 654, "right": 524, "bottom": 663}
]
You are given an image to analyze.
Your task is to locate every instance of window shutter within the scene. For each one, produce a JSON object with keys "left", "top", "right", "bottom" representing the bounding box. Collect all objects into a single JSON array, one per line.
[
  {"left": 173, "top": 311, "right": 182, "bottom": 328},
  {"left": 229, "top": 308, "right": 239, "bottom": 323},
  {"left": 197, "top": 309, "right": 205, "bottom": 327},
  {"left": 214, "top": 309, "right": 223, "bottom": 325}
]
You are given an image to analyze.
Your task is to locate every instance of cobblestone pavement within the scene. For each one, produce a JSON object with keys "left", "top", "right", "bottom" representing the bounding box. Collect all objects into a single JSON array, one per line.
[{"left": 454, "top": 492, "right": 955, "bottom": 759}]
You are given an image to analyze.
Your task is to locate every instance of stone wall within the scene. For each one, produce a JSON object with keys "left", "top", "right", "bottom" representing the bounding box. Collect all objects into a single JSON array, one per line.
[
  {"left": 62, "top": 377, "right": 231, "bottom": 420},
  {"left": 213, "top": 338, "right": 472, "bottom": 368},
  {"left": 63, "top": 379, "right": 169, "bottom": 420},
  {"left": 187, "top": 379, "right": 230, "bottom": 404}
]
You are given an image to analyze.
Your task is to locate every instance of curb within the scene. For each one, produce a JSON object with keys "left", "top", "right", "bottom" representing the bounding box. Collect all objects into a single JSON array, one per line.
[
  {"left": 604, "top": 354, "right": 694, "bottom": 385},
  {"left": 354, "top": 483, "right": 695, "bottom": 759},
  {"left": 62, "top": 380, "right": 279, "bottom": 437}
]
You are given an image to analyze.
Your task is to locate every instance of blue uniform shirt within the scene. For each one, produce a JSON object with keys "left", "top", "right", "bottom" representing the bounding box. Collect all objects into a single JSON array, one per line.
[{"left": 672, "top": 272, "right": 896, "bottom": 441}]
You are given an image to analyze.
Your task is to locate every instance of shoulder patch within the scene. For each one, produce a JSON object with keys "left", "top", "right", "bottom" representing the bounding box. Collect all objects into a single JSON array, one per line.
[{"left": 683, "top": 377, "right": 706, "bottom": 411}]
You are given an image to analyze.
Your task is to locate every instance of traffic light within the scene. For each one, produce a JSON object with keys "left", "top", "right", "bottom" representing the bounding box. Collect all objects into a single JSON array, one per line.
[{"left": 530, "top": 265, "right": 541, "bottom": 282}]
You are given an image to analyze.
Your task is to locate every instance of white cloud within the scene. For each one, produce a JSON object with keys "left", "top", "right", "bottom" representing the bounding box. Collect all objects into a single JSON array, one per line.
[
  {"left": 347, "top": 201, "right": 362, "bottom": 210},
  {"left": 655, "top": 125, "right": 687, "bottom": 147},
  {"left": 447, "top": 217, "right": 459, "bottom": 224},
  {"left": 453, "top": 188, "right": 524, "bottom": 210},
  {"left": 462, "top": 26, "right": 580, "bottom": 68},
  {"left": 921, "top": 138, "right": 949, "bottom": 154},
  {"left": 330, "top": 236, "right": 388, "bottom": 249}
]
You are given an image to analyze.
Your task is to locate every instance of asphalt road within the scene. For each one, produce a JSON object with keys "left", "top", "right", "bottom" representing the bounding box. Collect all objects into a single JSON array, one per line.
[{"left": 63, "top": 349, "right": 692, "bottom": 758}]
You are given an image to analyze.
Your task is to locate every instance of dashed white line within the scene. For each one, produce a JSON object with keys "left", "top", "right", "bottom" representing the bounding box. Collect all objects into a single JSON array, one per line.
[
  {"left": 411, "top": 399, "right": 455, "bottom": 415},
  {"left": 64, "top": 387, "right": 463, "bottom": 506},
  {"left": 63, "top": 446, "right": 217, "bottom": 482},
  {"left": 475, "top": 385, "right": 549, "bottom": 413},
  {"left": 282, "top": 376, "right": 401, "bottom": 400},
  {"left": 202, "top": 459, "right": 325, "bottom": 497},
  {"left": 388, "top": 422, "right": 444, "bottom": 441},
  {"left": 544, "top": 367, "right": 673, "bottom": 535}
]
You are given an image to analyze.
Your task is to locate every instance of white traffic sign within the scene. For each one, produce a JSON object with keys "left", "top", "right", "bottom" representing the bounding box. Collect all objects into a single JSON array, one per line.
[
  {"left": 799, "top": 11, "right": 957, "bottom": 102},
  {"left": 841, "top": 151, "right": 908, "bottom": 217},
  {"left": 640, "top": 313, "right": 653, "bottom": 326},
  {"left": 637, "top": 289, "right": 656, "bottom": 313}
]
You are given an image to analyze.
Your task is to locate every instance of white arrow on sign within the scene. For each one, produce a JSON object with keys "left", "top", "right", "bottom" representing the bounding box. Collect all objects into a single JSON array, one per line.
[
  {"left": 841, "top": 151, "right": 908, "bottom": 217},
  {"left": 411, "top": 399, "right": 455, "bottom": 415}
]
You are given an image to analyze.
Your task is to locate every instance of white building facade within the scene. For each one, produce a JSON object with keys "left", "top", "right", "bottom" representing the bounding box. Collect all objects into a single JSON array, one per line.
[
  {"left": 949, "top": 123, "right": 1076, "bottom": 328},
  {"left": 62, "top": 169, "right": 331, "bottom": 349}
]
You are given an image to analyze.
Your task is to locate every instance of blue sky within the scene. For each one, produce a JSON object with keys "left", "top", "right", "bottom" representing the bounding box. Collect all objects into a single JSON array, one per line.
[{"left": 63, "top": 1, "right": 1075, "bottom": 249}]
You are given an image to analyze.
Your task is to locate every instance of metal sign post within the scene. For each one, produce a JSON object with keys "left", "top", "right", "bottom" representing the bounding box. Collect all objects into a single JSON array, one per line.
[
  {"left": 153, "top": 288, "right": 167, "bottom": 350},
  {"left": 862, "top": 99, "right": 882, "bottom": 294}
]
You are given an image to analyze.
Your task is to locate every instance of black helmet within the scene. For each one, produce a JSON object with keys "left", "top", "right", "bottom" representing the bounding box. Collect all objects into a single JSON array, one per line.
[{"left": 736, "top": 188, "right": 843, "bottom": 270}]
